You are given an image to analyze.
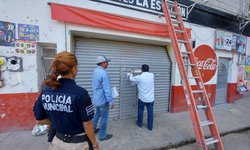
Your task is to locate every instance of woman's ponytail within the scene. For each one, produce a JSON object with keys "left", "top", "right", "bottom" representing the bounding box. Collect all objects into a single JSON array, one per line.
[{"left": 44, "top": 51, "right": 77, "bottom": 90}]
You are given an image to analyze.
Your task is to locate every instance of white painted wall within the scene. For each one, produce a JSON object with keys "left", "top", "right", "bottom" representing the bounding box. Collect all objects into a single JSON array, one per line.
[
  {"left": 190, "top": 24, "right": 218, "bottom": 85},
  {"left": 171, "top": 23, "right": 217, "bottom": 86},
  {"left": 170, "top": 23, "right": 240, "bottom": 86},
  {"left": 0, "top": 0, "right": 65, "bottom": 94},
  {"left": 0, "top": 0, "right": 244, "bottom": 94},
  {"left": 0, "top": 0, "right": 170, "bottom": 94}
]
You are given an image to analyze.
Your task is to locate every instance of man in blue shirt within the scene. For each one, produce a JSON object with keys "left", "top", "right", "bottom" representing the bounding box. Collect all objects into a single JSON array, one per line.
[{"left": 92, "top": 56, "right": 114, "bottom": 141}]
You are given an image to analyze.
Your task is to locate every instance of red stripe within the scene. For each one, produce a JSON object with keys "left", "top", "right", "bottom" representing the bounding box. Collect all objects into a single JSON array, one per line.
[{"left": 51, "top": 3, "right": 190, "bottom": 38}]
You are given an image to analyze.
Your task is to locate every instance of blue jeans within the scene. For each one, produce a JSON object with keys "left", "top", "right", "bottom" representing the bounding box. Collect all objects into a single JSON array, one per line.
[
  {"left": 137, "top": 99, "right": 154, "bottom": 130},
  {"left": 93, "top": 103, "right": 109, "bottom": 140}
]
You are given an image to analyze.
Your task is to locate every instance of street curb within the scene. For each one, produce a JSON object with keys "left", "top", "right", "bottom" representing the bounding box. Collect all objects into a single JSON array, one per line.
[{"left": 151, "top": 126, "right": 250, "bottom": 150}]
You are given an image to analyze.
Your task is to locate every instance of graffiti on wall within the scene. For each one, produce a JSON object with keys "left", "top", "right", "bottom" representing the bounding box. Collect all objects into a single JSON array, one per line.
[{"left": 0, "top": 21, "right": 16, "bottom": 47}]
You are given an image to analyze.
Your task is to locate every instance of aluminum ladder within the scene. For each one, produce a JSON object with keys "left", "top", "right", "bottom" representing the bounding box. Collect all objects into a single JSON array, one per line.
[{"left": 161, "top": 0, "right": 224, "bottom": 149}]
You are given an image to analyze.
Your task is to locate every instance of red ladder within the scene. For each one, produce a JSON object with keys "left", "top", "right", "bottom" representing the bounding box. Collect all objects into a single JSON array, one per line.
[{"left": 161, "top": 0, "right": 224, "bottom": 150}]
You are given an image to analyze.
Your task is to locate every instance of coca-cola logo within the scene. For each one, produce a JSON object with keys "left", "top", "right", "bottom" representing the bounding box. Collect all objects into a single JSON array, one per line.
[
  {"left": 195, "top": 58, "right": 217, "bottom": 70},
  {"left": 193, "top": 45, "right": 217, "bottom": 83}
]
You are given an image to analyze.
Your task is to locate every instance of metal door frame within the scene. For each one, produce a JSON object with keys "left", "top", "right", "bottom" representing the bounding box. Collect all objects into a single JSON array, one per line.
[{"left": 215, "top": 57, "right": 230, "bottom": 105}]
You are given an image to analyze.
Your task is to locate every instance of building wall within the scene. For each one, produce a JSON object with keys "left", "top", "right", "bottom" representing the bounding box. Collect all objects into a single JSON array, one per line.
[
  {"left": 192, "top": 0, "right": 250, "bottom": 17},
  {"left": 170, "top": 23, "right": 243, "bottom": 112},
  {"left": 0, "top": 0, "right": 66, "bottom": 94},
  {"left": 0, "top": 0, "right": 172, "bottom": 131},
  {"left": 0, "top": 0, "right": 247, "bottom": 131}
]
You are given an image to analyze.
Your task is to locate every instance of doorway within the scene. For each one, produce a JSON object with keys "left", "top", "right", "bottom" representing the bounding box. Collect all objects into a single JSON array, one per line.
[{"left": 215, "top": 58, "right": 229, "bottom": 104}]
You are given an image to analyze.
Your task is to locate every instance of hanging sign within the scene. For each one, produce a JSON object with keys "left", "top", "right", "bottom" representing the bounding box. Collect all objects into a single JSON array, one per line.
[
  {"left": 193, "top": 45, "right": 217, "bottom": 83},
  {"left": 89, "top": 0, "right": 188, "bottom": 20}
]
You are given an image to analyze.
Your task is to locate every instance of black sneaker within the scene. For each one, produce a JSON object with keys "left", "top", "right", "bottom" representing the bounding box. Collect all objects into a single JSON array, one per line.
[
  {"left": 94, "top": 128, "right": 99, "bottom": 134},
  {"left": 99, "top": 134, "right": 113, "bottom": 141}
]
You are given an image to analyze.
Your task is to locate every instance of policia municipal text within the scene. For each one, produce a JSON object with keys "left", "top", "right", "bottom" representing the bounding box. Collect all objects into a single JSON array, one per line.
[{"left": 33, "top": 51, "right": 99, "bottom": 150}]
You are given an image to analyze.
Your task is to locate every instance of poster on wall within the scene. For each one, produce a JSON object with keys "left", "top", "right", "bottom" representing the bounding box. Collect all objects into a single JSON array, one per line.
[
  {"left": 237, "top": 65, "right": 244, "bottom": 81},
  {"left": 0, "top": 21, "right": 16, "bottom": 47},
  {"left": 237, "top": 65, "right": 248, "bottom": 93},
  {"left": 224, "top": 32, "right": 233, "bottom": 51},
  {"left": 18, "top": 24, "right": 39, "bottom": 41},
  {"left": 15, "top": 40, "right": 36, "bottom": 55},
  {"left": 215, "top": 30, "right": 247, "bottom": 53},
  {"left": 215, "top": 30, "right": 233, "bottom": 51},
  {"left": 245, "top": 56, "right": 250, "bottom": 80},
  {"left": 215, "top": 30, "right": 225, "bottom": 50},
  {"left": 236, "top": 35, "right": 247, "bottom": 54}
]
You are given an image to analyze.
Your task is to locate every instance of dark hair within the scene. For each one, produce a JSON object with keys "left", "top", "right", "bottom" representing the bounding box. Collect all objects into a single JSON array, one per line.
[
  {"left": 141, "top": 64, "right": 149, "bottom": 72},
  {"left": 44, "top": 51, "right": 78, "bottom": 89}
]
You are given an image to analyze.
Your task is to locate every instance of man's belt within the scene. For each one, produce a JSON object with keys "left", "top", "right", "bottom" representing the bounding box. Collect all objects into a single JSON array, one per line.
[{"left": 56, "top": 132, "right": 88, "bottom": 143}]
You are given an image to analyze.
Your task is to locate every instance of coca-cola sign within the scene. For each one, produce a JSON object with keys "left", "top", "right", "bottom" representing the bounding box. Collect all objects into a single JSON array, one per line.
[{"left": 193, "top": 45, "right": 217, "bottom": 83}]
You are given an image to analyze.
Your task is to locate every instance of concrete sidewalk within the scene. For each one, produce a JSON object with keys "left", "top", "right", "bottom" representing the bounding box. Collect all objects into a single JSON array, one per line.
[{"left": 1, "top": 92, "right": 250, "bottom": 150}]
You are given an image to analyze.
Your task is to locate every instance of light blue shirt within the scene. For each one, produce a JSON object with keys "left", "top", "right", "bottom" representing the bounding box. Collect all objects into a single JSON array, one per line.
[{"left": 92, "top": 66, "right": 113, "bottom": 106}]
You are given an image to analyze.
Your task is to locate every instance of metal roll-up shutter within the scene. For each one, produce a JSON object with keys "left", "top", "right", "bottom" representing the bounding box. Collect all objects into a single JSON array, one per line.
[{"left": 74, "top": 38, "right": 171, "bottom": 119}]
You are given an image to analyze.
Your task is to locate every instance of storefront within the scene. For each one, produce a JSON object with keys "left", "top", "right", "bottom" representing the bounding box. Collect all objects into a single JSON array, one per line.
[
  {"left": 74, "top": 38, "right": 171, "bottom": 119},
  {"left": 0, "top": 0, "right": 249, "bottom": 131}
]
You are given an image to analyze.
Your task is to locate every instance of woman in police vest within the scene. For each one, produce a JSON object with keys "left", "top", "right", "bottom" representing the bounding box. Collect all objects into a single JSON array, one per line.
[{"left": 33, "top": 51, "right": 99, "bottom": 150}]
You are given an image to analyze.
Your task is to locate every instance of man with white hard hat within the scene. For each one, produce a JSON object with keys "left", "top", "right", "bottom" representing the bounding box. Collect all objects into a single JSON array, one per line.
[{"left": 92, "top": 56, "right": 114, "bottom": 141}]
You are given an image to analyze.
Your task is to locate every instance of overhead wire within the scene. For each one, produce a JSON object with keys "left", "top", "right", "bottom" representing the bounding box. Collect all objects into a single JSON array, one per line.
[{"left": 186, "top": 0, "right": 248, "bottom": 41}]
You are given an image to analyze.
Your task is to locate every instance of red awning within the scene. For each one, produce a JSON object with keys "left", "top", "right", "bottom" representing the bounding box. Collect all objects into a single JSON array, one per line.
[{"left": 51, "top": 3, "right": 190, "bottom": 38}]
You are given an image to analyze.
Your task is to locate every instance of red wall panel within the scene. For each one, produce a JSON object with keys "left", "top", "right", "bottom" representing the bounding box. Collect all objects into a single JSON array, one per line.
[
  {"left": 227, "top": 83, "right": 243, "bottom": 103},
  {"left": 51, "top": 3, "right": 191, "bottom": 39},
  {"left": 171, "top": 84, "right": 216, "bottom": 112},
  {"left": 0, "top": 93, "right": 39, "bottom": 132}
]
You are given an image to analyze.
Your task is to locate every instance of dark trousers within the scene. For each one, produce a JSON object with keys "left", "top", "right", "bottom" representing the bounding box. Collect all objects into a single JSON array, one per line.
[{"left": 137, "top": 99, "right": 154, "bottom": 130}]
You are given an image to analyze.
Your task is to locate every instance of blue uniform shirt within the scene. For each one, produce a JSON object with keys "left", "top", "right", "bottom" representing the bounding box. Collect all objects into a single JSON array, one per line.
[
  {"left": 92, "top": 66, "right": 113, "bottom": 106},
  {"left": 33, "top": 78, "right": 94, "bottom": 135}
]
